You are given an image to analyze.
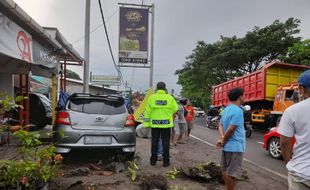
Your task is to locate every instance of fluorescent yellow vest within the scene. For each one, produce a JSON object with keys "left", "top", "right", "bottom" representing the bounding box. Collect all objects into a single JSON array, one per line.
[{"left": 143, "top": 90, "right": 178, "bottom": 128}]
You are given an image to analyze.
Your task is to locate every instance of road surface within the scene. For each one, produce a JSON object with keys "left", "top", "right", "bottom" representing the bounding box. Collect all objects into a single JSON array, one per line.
[{"left": 193, "top": 118, "right": 287, "bottom": 176}]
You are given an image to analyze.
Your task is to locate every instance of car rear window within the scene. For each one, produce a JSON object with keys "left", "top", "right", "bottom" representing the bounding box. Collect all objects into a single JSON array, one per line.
[{"left": 68, "top": 98, "right": 126, "bottom": 115}]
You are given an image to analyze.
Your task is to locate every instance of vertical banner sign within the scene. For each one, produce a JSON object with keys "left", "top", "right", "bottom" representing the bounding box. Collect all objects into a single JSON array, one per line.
[{"left": 119, "top": 7, "right": 149, "bottom": 64}]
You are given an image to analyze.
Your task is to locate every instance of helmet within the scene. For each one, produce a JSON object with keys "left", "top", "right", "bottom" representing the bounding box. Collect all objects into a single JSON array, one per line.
[
  {"left": 298, "top": 70, "right": 310, "bottom": 90},
  {"left": 209, "top": 105, "right": 214, "bottom": 109},
  {"left": 244, "top": 105, "right": 251, "bottom": 111}
]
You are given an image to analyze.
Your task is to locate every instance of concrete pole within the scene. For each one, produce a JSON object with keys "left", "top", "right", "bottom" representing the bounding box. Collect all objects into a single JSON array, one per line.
[
  {"left": 83, "top": 0, "right": 90, "bottom": 93},
  {"left": 149, "top": 4, "right": 155, "bottom": 88}
]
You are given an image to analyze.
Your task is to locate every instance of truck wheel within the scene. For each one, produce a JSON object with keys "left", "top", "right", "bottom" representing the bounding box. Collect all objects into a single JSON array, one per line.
[{"left": 268, "top": 138, "right": 282, "bottom": 159}]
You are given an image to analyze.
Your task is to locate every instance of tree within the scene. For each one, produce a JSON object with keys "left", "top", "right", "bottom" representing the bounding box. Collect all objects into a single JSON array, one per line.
[
  {"left": 282, "top": 39, "right": 310, "bottom": 65},
  {"left": 176, "top": 18, "right": 302, "bottom": 108},
  {"left": 66, "top": 69, "right": 81, "bottom": 80}
]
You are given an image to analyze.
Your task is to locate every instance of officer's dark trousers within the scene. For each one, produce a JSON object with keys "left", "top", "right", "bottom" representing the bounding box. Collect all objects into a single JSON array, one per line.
[{"left": 151, "top": 128, "right": 171, "bottom": 164}]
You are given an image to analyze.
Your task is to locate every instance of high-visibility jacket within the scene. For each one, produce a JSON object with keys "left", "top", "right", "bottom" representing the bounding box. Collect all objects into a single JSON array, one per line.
[{"left": 143, "top": 90, "right": 178, "bottom": 128}]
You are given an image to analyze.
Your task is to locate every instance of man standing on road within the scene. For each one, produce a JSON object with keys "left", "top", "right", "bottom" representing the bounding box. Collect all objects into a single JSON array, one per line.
[
  {"left": 176, "top": 99, "right": 187, "bottom": 144},
  {"left": 216, "top": 87, "right": 245, "bottom": 190},
  {"left": 279, "top": 70, "right": 310, "bottom": 190},
  {"left": 143, "top": 82, "right": 178, "bottom": 167}
]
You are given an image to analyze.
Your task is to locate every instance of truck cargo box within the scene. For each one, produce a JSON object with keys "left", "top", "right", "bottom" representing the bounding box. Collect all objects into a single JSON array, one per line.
[{"left": 212, "top": 62, "right": 309, "bottom": 107}]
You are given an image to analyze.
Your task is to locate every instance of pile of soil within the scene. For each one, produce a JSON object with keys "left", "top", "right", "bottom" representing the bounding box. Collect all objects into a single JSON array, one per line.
[
  {"left": 140, "top": 175, "right": 168, "bottom": 190},
  {"left": 181, "top": 162, "right": 224, "bottom": 184}
]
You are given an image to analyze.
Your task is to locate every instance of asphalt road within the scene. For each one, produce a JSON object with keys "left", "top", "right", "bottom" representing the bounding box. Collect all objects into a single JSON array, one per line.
[{"left": 192, "top": 118, "right": 287, "bottom": 176}]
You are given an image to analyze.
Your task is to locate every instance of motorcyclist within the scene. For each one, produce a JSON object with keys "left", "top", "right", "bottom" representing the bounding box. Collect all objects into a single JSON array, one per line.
[
  {"left": 207, "top": 105, "right": 219, "bottom": 126},
  {"left": 242, "top": 105, "right": 252, "bottom": 137}
]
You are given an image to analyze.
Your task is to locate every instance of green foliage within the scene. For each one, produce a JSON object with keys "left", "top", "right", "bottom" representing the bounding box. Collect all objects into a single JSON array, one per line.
[
  {"left": 165, "top": 167, "right": 181, "bottom": 180},
  {"left": 0, "top": 129, "right": 62, "bottom": 189},
  {"left": 176, "top": 18, "right": 302, "bottom": 108},
  {"left": 0, "top": 93, "right": 23, "bottom": 114},
  {"left": 282, "top": 39, "right": 310, "bottom": 65},
  {"left": 66, "top": 69, "right": 81, "bottom": 80},
  {"left": 127, "top": 161, "right": 139, "bottom": 182}
]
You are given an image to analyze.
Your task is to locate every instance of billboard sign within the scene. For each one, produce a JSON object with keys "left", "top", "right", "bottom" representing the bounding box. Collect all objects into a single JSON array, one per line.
[
  {"left": 119, "top": 7, "right": 149, "bottom": 64},
  {"left": 91, "top": 75, "right": 121, "bottom": 86},
  {"left": 0, "top": 11, "right": 33, "bottom": 63}
]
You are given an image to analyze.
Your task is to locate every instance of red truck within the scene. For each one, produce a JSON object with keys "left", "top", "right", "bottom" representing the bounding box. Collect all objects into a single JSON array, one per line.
[{"left": 212, "top": 62, "right": 309, "bottom": 129}]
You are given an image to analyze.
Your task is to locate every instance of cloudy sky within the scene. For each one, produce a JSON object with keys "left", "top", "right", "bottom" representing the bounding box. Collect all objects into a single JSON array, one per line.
[{"left": 14, "top": 0, "right": 310, "bottom": 94}]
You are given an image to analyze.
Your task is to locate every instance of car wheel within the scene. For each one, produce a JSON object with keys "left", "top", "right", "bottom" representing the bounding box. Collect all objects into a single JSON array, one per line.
[{"left": 268, "top": 138, "right": 282, "bottom": 159}]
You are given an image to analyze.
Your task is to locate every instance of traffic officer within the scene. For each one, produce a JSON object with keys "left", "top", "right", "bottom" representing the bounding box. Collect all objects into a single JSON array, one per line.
[{"left": 143, "top": 82, "right": 178, "bottom": 167}]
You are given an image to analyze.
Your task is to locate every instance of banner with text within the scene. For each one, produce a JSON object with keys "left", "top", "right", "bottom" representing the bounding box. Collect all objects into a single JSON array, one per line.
[
  {"left": 0, "top": 11, "right": 33, "bottom": 63},
  {"left": 119, "top": 7, "right": 149, "bottom": 64},
  {"left": 91, "top": 75, "right": 121, "bottom": 86}
]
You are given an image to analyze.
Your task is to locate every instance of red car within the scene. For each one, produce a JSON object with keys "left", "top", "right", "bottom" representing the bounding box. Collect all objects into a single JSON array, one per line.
[{"left": 263, "top": 126, "right": 295, "bottom": 159}]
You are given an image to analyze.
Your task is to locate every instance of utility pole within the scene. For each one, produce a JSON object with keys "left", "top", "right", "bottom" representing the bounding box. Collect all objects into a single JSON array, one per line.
[
  {"left": 149, "top": 4, "right": 155, "bottom": 88},
  {"left": 83, "top": 0, "right": 90, "bottom": 93}
]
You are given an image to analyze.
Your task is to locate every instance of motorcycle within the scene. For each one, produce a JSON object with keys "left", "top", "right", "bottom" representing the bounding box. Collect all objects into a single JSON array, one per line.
[{"left": 207, "top": 116, "right": 220, "bottom": 129}]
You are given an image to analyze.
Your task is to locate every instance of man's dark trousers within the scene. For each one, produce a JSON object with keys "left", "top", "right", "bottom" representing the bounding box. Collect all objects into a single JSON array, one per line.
[{"left": 151, "top": 127, "right": 171, "bottom": 165}]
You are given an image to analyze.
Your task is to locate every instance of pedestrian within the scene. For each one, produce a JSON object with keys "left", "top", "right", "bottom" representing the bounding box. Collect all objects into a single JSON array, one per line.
[
  {"left": 170, "top": 114, "right": 177, "bottom": 146},
  {"left": 143, "top": 82, "right": 178, "bottom": 167},
  {"left": 216, "top": 87, "right": 245, "bottom": 190},
  {"left": 176, "top": 99, "right": 187, "bottom": 144},
  {"left": 279, "top": 70, "right": 310, "bottom": 190},
  {"left": 184, "top": 99, "right": 195, "bottom": 140}
]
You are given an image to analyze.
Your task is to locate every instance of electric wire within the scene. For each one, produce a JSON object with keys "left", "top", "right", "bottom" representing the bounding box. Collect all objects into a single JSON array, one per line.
[
  {"left": 72, "top": 9, "right": 118, "bottom": 44},
  {"left": 98, "top": 0, "right": 124, "bottom": 84}
]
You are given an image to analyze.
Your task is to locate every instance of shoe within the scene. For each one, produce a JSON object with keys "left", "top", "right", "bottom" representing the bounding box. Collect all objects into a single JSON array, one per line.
[
  {"left": 150, "top": 160, "right": 156, "bottom": 166},
  {"left": 163, "top": 162, "right": 170, "bottom": 167},
  {"left": 177, "top": 141, "right": 186, "bottom": 144}
]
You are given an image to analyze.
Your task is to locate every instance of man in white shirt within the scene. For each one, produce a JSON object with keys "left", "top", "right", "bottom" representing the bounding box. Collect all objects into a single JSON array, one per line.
[{"left": 279, "top": 70, "right": 310, "bottom": 190}]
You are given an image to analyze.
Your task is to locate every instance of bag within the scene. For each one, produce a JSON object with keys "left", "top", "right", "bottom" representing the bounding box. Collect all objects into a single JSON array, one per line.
[{"left": 183, "top": 106, "right": 188, "bottom": 117}]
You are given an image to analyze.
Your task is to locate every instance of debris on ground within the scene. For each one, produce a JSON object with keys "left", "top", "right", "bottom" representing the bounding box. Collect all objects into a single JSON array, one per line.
[
  {"left": 97, "top": 180, "right": 125, "bottom": 189},
  {"left": 104, "top": 162, "right": 126, "bottom": 173},
  {"left": 99, "top": 171, "right": 114, "bottom": 176},
  {"left": 140, "top": 175, "right": 168, "bottom": 190},
  {"left": 89, "top": 163, "right": 102, "bottom": 171},
  {"left": 166, "top": 167, "right": 181, "bottom": 180},
  {"left": 66, "top": 167, "right": 91, "bottom": 177},
  {"left": 181, "top": 162, "right": 224, "bottom": 184},
  {"left": 65, "top": 180, "right": 86, "bottom": 190}
]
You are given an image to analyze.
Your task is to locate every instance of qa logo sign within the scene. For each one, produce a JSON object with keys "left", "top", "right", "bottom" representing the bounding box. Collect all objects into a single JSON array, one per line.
[{"left": 16, "top": 31, "right": 32, "bottom": 62}]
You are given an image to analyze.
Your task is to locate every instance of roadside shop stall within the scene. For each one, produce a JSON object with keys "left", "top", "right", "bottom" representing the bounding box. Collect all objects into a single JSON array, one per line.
[{"left": 0, "top": 0, "right": 83, "bottom": 127}]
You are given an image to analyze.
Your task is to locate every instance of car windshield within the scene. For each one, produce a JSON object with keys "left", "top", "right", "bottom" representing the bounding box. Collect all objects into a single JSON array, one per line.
[{"left": 68, "top": 98, "right": 126, "bottom": 115}]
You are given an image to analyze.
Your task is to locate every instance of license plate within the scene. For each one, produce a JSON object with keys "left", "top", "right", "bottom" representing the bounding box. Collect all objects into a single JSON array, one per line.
[{"left": 84, "top": 136, "right": 112, "bottom": 144}]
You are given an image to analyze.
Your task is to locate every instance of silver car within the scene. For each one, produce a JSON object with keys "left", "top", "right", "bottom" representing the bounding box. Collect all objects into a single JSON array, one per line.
[{"left": 52, "top": 93, "right": 136, "bottom": 159}]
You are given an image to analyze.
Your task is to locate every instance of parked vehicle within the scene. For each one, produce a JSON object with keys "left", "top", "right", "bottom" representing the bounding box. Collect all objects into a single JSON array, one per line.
[
  {"left": 52, "top": 93, "right": 136, "bottom": 159},
  {"left": 11, "top": 93, "right": 52, "bottom": 130},
  {"left": 263, "top": 117, "right": 295, "bottom": 159},
  {"left": 194, "top": 107, "right": 206, "bottom": 117},
  {"left": 212, "top": 62, "right": 310, "bottom": 129}
]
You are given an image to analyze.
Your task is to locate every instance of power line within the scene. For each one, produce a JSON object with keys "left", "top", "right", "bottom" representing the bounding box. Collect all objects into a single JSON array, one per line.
[
  {"left": 98, "top": 0, "right": 124, "bottom": 84},
  {"left": 72, "top": 9, "right": 118, "bottom": 44}
]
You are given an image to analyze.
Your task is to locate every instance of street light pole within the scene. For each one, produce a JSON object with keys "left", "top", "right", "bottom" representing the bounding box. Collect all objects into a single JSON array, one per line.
[
  {"left": 83, "top": 0, "right": 90, "bottom": 93},
  {"left": 149, "top": 4, "right": 155, "bottom": 88}
]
